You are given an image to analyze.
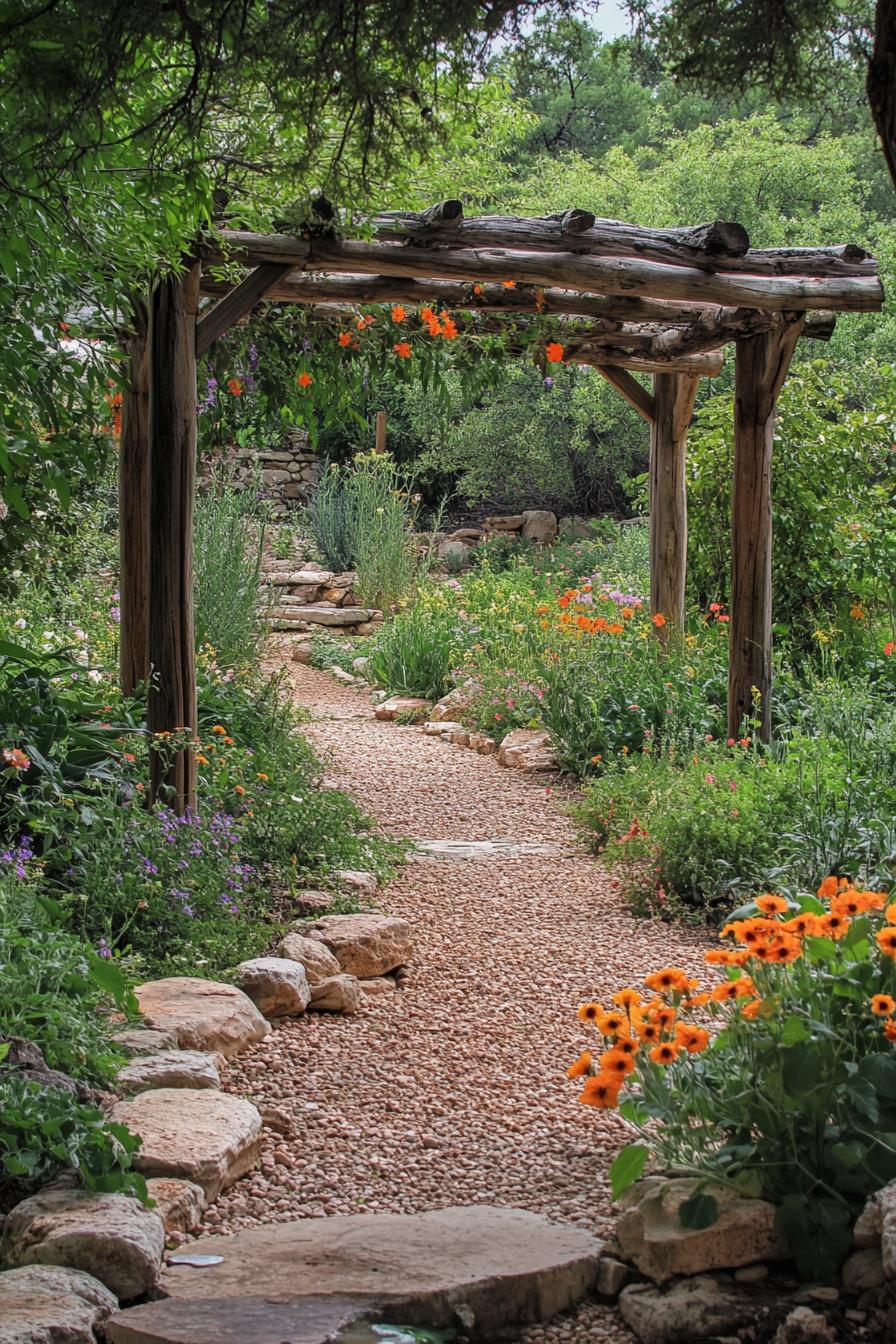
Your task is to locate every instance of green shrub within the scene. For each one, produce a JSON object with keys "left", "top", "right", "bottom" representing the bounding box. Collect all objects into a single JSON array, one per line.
[{"left": 194, "top": 484, "right": 267, "bottom": 670}]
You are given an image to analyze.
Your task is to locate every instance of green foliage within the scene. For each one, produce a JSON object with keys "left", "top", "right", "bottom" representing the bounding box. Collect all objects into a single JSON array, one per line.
[
  {"left": 685, "top": 359, "right": 896, "bottom": 635},
  {"left": 0, "top": 1078, "right": 146, "bottom": 1212},
  {"left": 366, "top": 589, "right": 463, "bottom": 700},
  {"left": 194, "top": 484, "right": 268, "bottom": 670}
]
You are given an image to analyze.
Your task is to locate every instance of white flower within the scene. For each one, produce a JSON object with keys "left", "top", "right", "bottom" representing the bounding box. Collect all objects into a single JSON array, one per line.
[
  {"left": 14, "top": 618, "right": 26, "bottom": 629},
  {"left": 11, "top": 569, "right": 21, "bottom": 579}
]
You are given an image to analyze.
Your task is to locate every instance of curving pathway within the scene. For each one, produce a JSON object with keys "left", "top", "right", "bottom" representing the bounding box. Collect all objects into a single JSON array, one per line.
[{"left": 211, "top": 650, "right": 710, "bottom": 1343}]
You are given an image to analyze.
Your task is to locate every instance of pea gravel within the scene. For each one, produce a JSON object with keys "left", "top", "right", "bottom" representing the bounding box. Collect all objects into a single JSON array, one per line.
[{"left": 207, "top": 648, "right": 712, "bottom": 1343}]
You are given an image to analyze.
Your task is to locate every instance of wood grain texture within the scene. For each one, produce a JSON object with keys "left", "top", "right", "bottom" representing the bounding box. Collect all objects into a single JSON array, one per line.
[
  {"left": 118, "top": 301, "right": 149, "bottom": 697},
  {"left": 650, "top": 373, "right": 699, "bottom": 632}
]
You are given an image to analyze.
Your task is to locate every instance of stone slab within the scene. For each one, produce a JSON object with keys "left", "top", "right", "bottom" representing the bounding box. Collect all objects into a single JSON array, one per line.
[
  {"left": 156, "top": 1206, "right": 602, "bottom": 1337},
  {"left": 112, "top": 1027, "right": 179, "bottom": 1056},
  {"left": 110, "top": 1088, "right": 263, "bottom": 1201},
  {"left": 105, "top": 1295, "right": 380, "bottom": 1344},
  {"left": 0, "top": 1264, "right": 118, "bottom": 1344},
  {"left": 298, "top": 607, "right": 372, "bottom": 627},
  {"left": 115, "top": 1050, "right": 222, "bottom": 1094},
  {"left": 374, "top": 696, "right": 431, "bottom": 721},
  {"left": 135, "top": 978, "right": 270, "bottom": 1058},
  {"left": 413, "top": 839, "right": 556, "bottom": 861}
]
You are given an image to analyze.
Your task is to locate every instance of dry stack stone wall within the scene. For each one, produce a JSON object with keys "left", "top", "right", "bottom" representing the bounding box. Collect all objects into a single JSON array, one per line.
[{"left": 205, "top": 430, "right": 321, "bottom": 516}]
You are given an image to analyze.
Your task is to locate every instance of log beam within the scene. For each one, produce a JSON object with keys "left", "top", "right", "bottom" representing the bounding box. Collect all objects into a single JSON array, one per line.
[
  {"left": 650, "top": 373, "right": 700, "bottom": 631},
  {"left": 596, "top": 367, "right": 656, "bottom": 423},
  {"left": 195, "top": 262, "right": 292, "bottom": 356},
  {"left": 118, "top": 300, "right": 149, "bottom": 697},
  {"left": 207, "top": 233, "right": 883, "bottom": 313},
  {"left": 147, "top": 262, "right": 200, "bottom": 813},
  {"left": 728, "top": 318, "right": 805, "bottom": 743}
]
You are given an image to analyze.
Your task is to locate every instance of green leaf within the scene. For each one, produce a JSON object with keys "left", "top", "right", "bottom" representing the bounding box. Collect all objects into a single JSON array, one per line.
[
  {"left": 678, "top": 1191, "right": 719, "bottom": 1230},
  {"left": 781, "top": 1043, "right": 821, "bottom": 1095},
  {"left": 859, "top": 1054, "right": 896, "bottom": 1102},
  {"left": 609, "top": 1143, "right": 649, "bottom": 1199},
  {"left": 619, "top": 1098, "right": 650, "bottom": 1127},
  {"left": 88, "top": 957, "right": 128, "bottom": 1004},
  {"left": 779, "top": 1016, "right": 810, "bottom": 1046}
]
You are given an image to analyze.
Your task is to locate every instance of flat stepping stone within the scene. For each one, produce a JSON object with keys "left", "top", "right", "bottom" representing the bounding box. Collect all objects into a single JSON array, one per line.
[
  {"left": 110, "top": 1088, "right": 263, "bottom": 1200},
  {"left": 154, "top": 1206, "right": 602, "bottom": 1337},
  {"left": 115, "top": 1050, "right": 222, "bottom": 1094},
  {"left": 374, "top": 696, "right": 431, "bottom": 721},
  {"left": 105, "top": 1294, "right": 381, "bottom": 1344},
  {"left": 413, "top": 839, "right": 557, "bottom": 861},
  {"left": 135, "top": 977, "right": 270, "bottom": 1058}
]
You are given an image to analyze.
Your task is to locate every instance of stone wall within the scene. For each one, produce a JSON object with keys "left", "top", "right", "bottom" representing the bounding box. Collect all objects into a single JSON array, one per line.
[{"left": 202, "top": 430, "right": 321, "bottom": 516}]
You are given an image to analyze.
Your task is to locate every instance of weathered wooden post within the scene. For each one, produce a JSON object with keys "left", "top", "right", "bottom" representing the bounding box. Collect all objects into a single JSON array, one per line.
[
  {"left": 649, "top": 372, "right": 699, "bottom": 631},
  {"left": 146, "top": 261, "right": 200, "bottom": 812},
  {"left": 119, "top": 300, "right": 149, "bottom": 696},
  {"left": 728, "top": 319, "right": 804, "bottom": 742},
  {"left": 374, "top": 409, "right": 387, "bottom": 454}
]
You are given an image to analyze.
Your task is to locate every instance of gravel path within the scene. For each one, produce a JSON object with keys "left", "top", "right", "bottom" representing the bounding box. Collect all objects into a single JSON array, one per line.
[{"left": 210, "top": 651, "right": 710, "bottom": 1342}]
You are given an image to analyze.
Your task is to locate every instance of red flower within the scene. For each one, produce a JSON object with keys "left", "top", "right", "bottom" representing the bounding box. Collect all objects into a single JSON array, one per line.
[
  {"left": 885, "top": 641, "right": 895, "bottom": 657},
  {"left": 652, "top": 612, "right": 666, "bottom": 628},
  {"left": 297, "top": 372, "right": 313, "bottom": 388},
  {"left": 393, "top": 342, "right": 412, "bottom": 359},
  {"left": 338, "top": 332, "right": 352, "bottom": 347},
  {"left": 227, "top": 378, "right": 242, "bottom": 396},
  {"left": 546, "top": 342, "right": 565, "bottom": 363}
]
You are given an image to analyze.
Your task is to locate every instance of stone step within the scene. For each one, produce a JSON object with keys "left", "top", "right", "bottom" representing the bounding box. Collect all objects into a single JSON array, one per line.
[
  {"left": 262, "top": 571, "right": 332, "bottom": 587},
  {"left": 109, "top": 1207, "right": 601, "bottom": 1342},
  {"left": 269, "top": 606, "right": 372, "bottom": 627}
]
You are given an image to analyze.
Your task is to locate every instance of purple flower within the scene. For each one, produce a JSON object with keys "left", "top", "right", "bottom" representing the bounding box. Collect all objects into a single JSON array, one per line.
[
  {"left": 97, "top": 938, "right": 112, "bottom": 959},
  {"left": 248, "top": 344, "right": 259, "bottom": 372},
  {"left": 543, "top": 376, "right": 553, "bottom": 389},
  {"left": 139, "top": 855, "right": 159, "bottom": 875},
  {"left": 110, "top": 606, "right": 121, "bottom": 623}
]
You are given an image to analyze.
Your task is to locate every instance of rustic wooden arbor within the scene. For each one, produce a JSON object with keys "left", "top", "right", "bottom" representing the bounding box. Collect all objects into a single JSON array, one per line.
[{"left": 119, "top": 204, "right": 882, "bottom": 810}]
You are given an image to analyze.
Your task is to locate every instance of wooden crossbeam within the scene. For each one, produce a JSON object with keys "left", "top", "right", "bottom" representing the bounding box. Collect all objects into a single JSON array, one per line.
[
  {"left": 596, "top": 367, "right": 656, "bottom": 423},
  {"left": 206, "top": 233, "right": 884, "bottom": 313},
  {"left": 195, "top": 262, "right": 292, "bottom": 356}
]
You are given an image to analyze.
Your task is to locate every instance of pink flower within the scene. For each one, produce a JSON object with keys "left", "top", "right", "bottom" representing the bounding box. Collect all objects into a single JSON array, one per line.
[{"left": 705, "top": 773, "right": 716, "bottom": 785}]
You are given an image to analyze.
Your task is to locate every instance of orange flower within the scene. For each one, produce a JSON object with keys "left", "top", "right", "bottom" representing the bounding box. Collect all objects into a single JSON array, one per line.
[
  {"left": 391, "top": 305, "right": 407, "bottom": 323},
  {"left": 577, "top": 1002, "right": 602, "bottom": 1023},
  {"left": 212, "top": 725, "right": 226, "bottom": 735},
  {"left": 566, "top": 1050, "right": 592, "bottom": 1079},
  {"left": 782, "top": 913, "right": 817, "bottom": 936},
  {"left": 472, "top": 284, "right": 483, "bottom": 296},
  {"left": 600, "top": 1048, "right": 636, "bottom": 1077},
  {"left": 705, "top": 949, "right": 752, "bottom": 967},
  {"left": 256, "top": 771, "right": 268, "bottom": 780},
  {"left": 441, "top": 318, "right": 458, "bottom": 339},
  {"left": 710, "top": 977, "right": 754, "bottom": 1002},
  {"left": 675, "top": 1023, "right": 710, "bottom": 1054},
  {"left": 338, "top": 332, "right": 352, "bottom": 347},
  {"left": 635, "top": 1020, "right": 661, "bottom": 1043},
  {"left": 234, "top": 784, "right": 246, "bottom": 796},
  {"left": 612, "top": 1035, "right": 640, "bottom": 1058},
  {"left": 755, "top": 894, "right": 789, "bottom": 916},
  {"left": 815, "top": 913, "right": 851, "bottom": 940},
  {"left": 393, "top": 342, "right": 412, "bottom": 359},
  {"left": 741, "top": 999, "right": 765, "bottom": 1020},
  {"left": 297, "top": 372, "right": 313, "bottom": 388},
  {"left": 832, "top": 889, "right": 887, "bottom": 917},
  {"left": 652, "top": 612, "right": 666, "bottom": 628},
  {"left": 546, "top": 342, "right": 565, "bottom": 363},
  {"left": 872, "top": 995, "right": 896, "bottom": 1017},
  {"left": 595, "top": 1010, "right": 628, "bottom": 1037},
  {"left": 612, "top": 987, "right": 642, "bottom": 1012},
  {"left": 196, "top": 754, "right": 209, "bottom": 766},
  {"left": 579, "top": 1075, "right": 621, "bottom": 1108},
  {"left": 502, "top": 280, "right": 516, "bottom": 289},
  {"left": 227, "top": 377, "right": 243, "bottom": 396},
  {"left": 649, "top": 1042, "right": 680, "bottom": 1065},
  {"left": 420, "top": 307, "right": 436, "bottom": 323},
  {"left": 2, "top": 747, "right": 30, "bottom": 771},
  {"left": 646, "top": 1003, "right": 677, "bottom": 1030},
  {"left": 818, "top": 875, "right": 850, "bottom": 900},
  {"left": 885, "top": 1020, "right": 896, "bottom": 1042},
  {"left": 644, "top": 967, "right": 690, "bottom": 994}
]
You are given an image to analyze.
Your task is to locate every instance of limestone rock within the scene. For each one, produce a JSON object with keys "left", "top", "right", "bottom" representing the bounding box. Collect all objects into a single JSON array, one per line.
[
  {"left": 299, "top": 606, "right": 371, "bottom": 627},
  {"left": 558, "top": 514, "right": 592, "bottom": 539},
  {"left": 157, "top": 1205, "right": 603, "bottom": 1336},
  {"left": 616, "top": 1178, "right": 787, "bottom": 1284},
  {"left": 374, "top": 695, "right": 431, "bottom": 721},
  {"left": 112, "top": 1027, "right": 178, "bottom": 1057},
  {"left": 449, "top": 728, "right": 470, "bottom": 747},
  {"left": 485, "top": 514, "right": 524, "bottom": 531},
  {"left": 497, "top": 728, "right": 558, "bottom": 772},
  {"left": 115, "top": 1050, "right": 222, "bottom": 1094},
  {"left": 423, "top": 719, "right": 462, "bottom": 736},
  {"left": 842, "top": 1248, "right": 885, "bottom": 1291},
  {"left": 291, "top": 640, "right": 315, "bottom": 665},
  {"left": 308, "top": 974, "right": 363, "bottom": 1014},
  {"left": 0, "top": 1264, "right": 118, "bottom": 1344},
  {"left": 854, "top": 1179, "right": 896, "bottom": 1279},
  {"left": 235, "top": 957, "right": 311, "bottom": 1018},
  {"left": 437, "top": 539, "right": 472, "bottom": 566},
  {"left": 355, "top": 621, "right": 378, "bottom": 636},
  {"left": 352, "top": 656, "right": 369, "bottom": 676},
  {"left": 110, "top": 1088, "right": 263, "bottom": 1200},
  {"left": 332, "top": 869, "right": 379, "bottom": 896},
  {"left": 3, "top": 1187, "right": 165, "bottom": 1301},
  {"left": 144, "top": 1179, "right": 206, "bottom": 1238},
  {"left": 299, "top": 913, "right": 412, "bottom": 978},
  {"left": 773, "top": 1307, "right": 837, "bottom": 1344},
  {"left": 595, "top": 1255, "right": 629, "bottom": 1299},
  {"left": 619, "top": 1275, "right": 770, "bottom": 1344},
  {"left": 135, "top": 977, "right": 270, "bottom": 1058},
  {"left": 361, "top": 976, "right": 397, "bottom": 996},
  {"left": 429, "top": 681, "right": 478, "bottom": 723},
  {"left": 468, "top": 732, "right": 497, "bottom": 755},
  {"left": 291, "top": 889, "right": 332, "bottom": 917},
  {"left": 520, "top": 509, "right": 557, "bottom": 544},
  {"left": 105, "top": 1295, "right": 386, "bottom": 1344},
  {"left": 277, "top": 933, "right": 341, "bottom": 985},
  {"left": 328, "top": 666, "right": 356, "bottom": 684}
]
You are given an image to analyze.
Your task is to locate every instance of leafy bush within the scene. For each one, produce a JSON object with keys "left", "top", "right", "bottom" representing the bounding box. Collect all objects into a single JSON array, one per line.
[
  {"left": 194, "top": 484, "right": 267, "bottom": 670},
  {"left": 366, "top": 589, "right": 463, "bottom": 700},
  {"left": 569, "top": 880, "right": 896, "bottom": 1279}
]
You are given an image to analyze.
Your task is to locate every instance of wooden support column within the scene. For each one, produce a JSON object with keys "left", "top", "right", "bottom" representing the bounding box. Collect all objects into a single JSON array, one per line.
[
  {"left": 650, "top": 372, "right": 699, "bottom": 632},
  {"left": 728, "top": 319, "right": 804, "bottom": 742},
  {"left": 119, "top": 300, "right": 149, "bottom": 696},
  {"left": 146, "top": 262, "right": 200, "bottom": 813},
  {"left": 374, "top": 409, "right": 387, "bottom": 454}
]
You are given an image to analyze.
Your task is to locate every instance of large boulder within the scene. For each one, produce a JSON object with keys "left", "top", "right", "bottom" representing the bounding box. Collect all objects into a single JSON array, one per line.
[
  {"left": 2, "top": 1187, "right": 165, "bottom": 1301},
  {"left": 105, "top": 1296, "right": 389, "bottom": 1344},
  {"left": 110, "top": 1088, "right": 263, "bottom": 1201},
  {"left": 496, "top": 728, "right": 557, "bottom": 772},
  {"left": 298, "top": 914, "right": 413, "bottom": 978},
  {"left": 0, "top": 1264, "right": 118, "bottom": 1344},
  {"left": 616, "top": 1178, "right": 787, "bottom": 1284},
  {"left": 235, "top": 957, "right": 311, "bottom": 1018},
  {"left": 135, "top": 977, "right": 270, "bottom": 1058},
  {"left": 520, "top": 510, "right": 557, "bottom": 544},
  {"left": 277, "top": 933, "right": 341, "bottom": 985},
  {"left": 155, "top": 1206, "right": 603, "bottom": 1338},
  {"left": 374, "top": 696, "right": 431, "bottom": 722},
  {"left": 619, "top": 1275, "right": 774, "bottom": 1344},
  {"left": 308, "top": 974, "right": 363, "bottom": 1014},
  {"left": 115, "top": 1050, "right": 222, "bottom": 1095},
  {"left": 429, "top": 681, "right": 479, "bottom": 723}
]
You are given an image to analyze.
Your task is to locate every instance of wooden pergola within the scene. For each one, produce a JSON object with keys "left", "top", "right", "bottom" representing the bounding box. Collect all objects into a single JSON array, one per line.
[{"left": 118, "top": 202, "right": 883, "bottom": 811}]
